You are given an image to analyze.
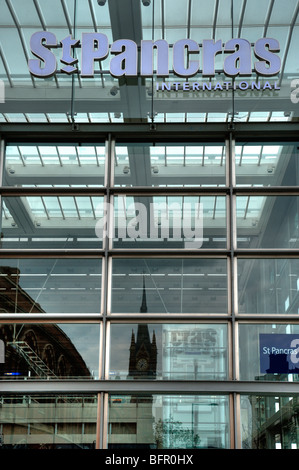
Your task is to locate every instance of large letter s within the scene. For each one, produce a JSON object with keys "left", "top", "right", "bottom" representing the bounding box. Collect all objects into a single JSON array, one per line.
[
  {"left": 28, "top": 31, "right": 57, "bottom": 78},
  {"left": 254, "top": 38, "right": 281, "bottom": 76}
]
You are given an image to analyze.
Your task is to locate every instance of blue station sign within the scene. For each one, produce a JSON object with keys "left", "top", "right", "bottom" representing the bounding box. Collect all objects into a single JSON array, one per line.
[{"left": 259, "top": 334, "right": 299, "bottom": 374}]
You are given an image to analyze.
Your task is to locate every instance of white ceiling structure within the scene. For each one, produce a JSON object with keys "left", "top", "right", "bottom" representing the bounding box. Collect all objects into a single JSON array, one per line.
[{"left": 0, "top": 0, "right": 299, "bottom": 123}]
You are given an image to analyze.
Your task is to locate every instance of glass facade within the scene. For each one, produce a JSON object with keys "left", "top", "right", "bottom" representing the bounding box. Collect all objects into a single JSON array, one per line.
[
  {"left": 0, "top": 395, "right": 98, "bottom": 449},
  {"left": 111, "top": 258, "right": 228, "bottom": 313},
  {"left": 108, "top": 395, "right": 230, "bottom": 449},
  {"left": 0, "top": 0, "right": 299, "bottom": 451},
  {"left": 109, "top": 323, "right": 228, "bottom": 380},
  {"left": 240, "top": 395, "right": 299, "bottom": 449},
  {"left": 0, "top": 323, "right": 100, "bottom": 379}
]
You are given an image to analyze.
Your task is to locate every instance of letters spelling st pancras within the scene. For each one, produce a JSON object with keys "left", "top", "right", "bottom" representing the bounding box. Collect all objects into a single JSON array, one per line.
[{"left": 28, "top": 32, "right": 281, "bottom": 80}]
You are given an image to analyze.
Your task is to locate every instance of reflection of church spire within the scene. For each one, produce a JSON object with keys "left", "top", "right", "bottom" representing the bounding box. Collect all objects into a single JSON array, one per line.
[
  {"left": 127, "top": 275, "right": 157, "bottom": 379},
  {"left": 140, "top": 274, "right": 148, "bottom": 313},
  {"left": 152, "top": 330, "right": 157, "bottom": 349},
  {"left": 130, "top": 330, "right": 136, "bottom": 351},
  {"left": 136, "top": 275, "right": 150, "bottom": 348}
]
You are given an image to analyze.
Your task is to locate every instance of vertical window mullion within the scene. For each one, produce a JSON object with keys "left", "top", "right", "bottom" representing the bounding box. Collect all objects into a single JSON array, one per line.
[
  {"left": 228, "top": 133, "right": 239, "bottom": 449},
  {"left": 0, "top": 139, "right": 5, "bottom": 186}
]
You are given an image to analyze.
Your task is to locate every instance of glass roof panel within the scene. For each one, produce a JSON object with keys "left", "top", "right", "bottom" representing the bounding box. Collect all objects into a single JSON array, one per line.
[
  {"left": 165, "top": 113, "right": 185, "bottom": 122},
  {"left": 283, "top": 27, "right": 299, "bottom": 75},
  {"left": 164, "top": 0, "right": 188, "bottom": 28},
  {"left": 191, "top": 0, "right": 216, "bottom": 27},
  {"left": 41, "top": 114, "right": 62, "bottom": 122},
  {"left": 216, "top": 0, "right": 235, "bottom": 26},
  {"left": 240, "top": 0, "right": 270, "bottom": 25},
  {"left": 185, "top": 113, "right": 201, "bottom": 122},
  {"left": 75, "top": 196, "right": 94, "bottom": 218},
  {"left": 114, "top": 142, "right": 226, "bottom": 188},
  {"left": 4, "top": 113, "right": 27, "bottom": 122},
  {"left": 234, "top": 0, "right": 247, "bottom": 23},
  {"left": 266, "top": 26, "right": 289, "bottom": 59},
  {"left": 207, "top": 113, "right": 227, "bottom": 122},
  {"left": 89, "top": 113, "right": 111, "bottom": 122},
  {"left": 190, "top": 27, "right": 213, "bottom": 41},
  {"left": 270, "top": 0, "right": 298, "bottom": 24},
  {"left": 4, "top": 143, "right": 106, "bottom": 187},
  {"left": 26, "top": 113, "right": 48, "bottom": 122},
  {"left": 236, "top": 195, "right": 266, "bottom": 218},
  {"left": 38, "top": 0, "right": 73, "bottom": 27},
  {"left": 213, "top": 26, "right": 233, "bottom": 43},
  {"left": 249, "top": 112, "right": 270, "bottom": 122},
  {"left": 141, "top": 0, "right": 162, "bottom": 29},
  {"left": 0, "top": 1, "right": 15, "bottom": 25},
  {"left": 239, "top": 26, "right": 264, "bottom": 43},
  {"left": 270, "top": 112, "right": 290, "bottom": 121},
  {"left": 142, "top": 27, "right": 163, "bottom": 41},
  {"left": 164, "top": 28, "right": 188, "bottom": 44},
  {"left": 64, "top": 0, "right": 76, "bottom": 25},
  {"left": 91, "top": 0, "right": 112, "bottom": 28},
  {"left": 9, "top": 0, "right": 42, "bottom": 26},
  {"left": 0, "top": 28, "right": 28, "bottom": 75}
]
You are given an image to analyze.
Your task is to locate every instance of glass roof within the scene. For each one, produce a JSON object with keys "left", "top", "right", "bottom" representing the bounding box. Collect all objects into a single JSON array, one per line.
[{"left": 0, "top": 0, "right": 299, "bottom": 123}]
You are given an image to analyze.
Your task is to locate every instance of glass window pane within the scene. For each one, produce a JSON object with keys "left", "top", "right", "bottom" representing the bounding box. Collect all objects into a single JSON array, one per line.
[
  {"left": 4, "top": 144, "right": 106, "bottom": 187},
  {"left": 1, "top": 196, "right": 104, "bottom": 249},
  {"left": 0, "top": 258, "right": 102, "bottom": 314},
  {"left": 109, "top": 323, "right": 228, "bottom": 380},
  {"left": 114, "top": 143, "right": 226, "bottom": 187},
  {"left": 113, "top": 195, "right": 226, "bottom": 249},
  {"left": 0, "top": 394, "right": 98, "bottom": 449},
  {"left": 239, "top": 323, "right": 299, "bottom": 381},
  {"left": 238, "top": 258, "right": 299, "bottom": 314},
  {"left": 241, "top": 394, "right": 299, "bottom": 449},
  {"left": 235, "top": 143, "right": 299, "bottom": 187},
  {"left": 108, "top": 394, "right": 230, "bottom": 449},
  {"left": 111, "top": 258, "right": 228, "bottom": 314},
  {"left": 0, "top": 323, "right": 100, "bottom": 380},
  {"left": 237, "top": 196, "right": 299, "bottom": 248}
]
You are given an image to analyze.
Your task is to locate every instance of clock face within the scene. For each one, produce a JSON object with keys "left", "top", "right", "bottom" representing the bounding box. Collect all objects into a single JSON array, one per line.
[{"left": 136, "top": 358, "right": 149, "bottom": 371}]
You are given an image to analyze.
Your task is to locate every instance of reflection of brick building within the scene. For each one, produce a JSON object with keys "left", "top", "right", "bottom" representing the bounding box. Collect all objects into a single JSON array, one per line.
[
  {"left": 0, "top": 266, "right": 91, "bottom": 379},
  {"left": 245, "top": 395, "right": 299, "bottom": 449},
  {"left": 0, "top": 266, "right": 44, "bottom": 314}
]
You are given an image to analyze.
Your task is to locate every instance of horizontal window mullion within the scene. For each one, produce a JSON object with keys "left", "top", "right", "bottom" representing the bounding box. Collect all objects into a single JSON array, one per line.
[
  {"left": 235, "top": 250, "right": 299, "bottom": 257},
  {"left": 1, "top": 380, "right": 299, "bottom": 395},
  {"left": 0, "top": 249, "right": 104, "bottom": 257},
  {"left": 234, "top": 187, "right": 299, "bottom": 195},
  {"left": 0, "top": 187, "right": 107, "bottom": 196}
]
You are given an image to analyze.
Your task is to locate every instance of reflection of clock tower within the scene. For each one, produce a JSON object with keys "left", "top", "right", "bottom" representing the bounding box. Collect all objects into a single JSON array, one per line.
[{"left": 128, "top": 277, "right": 157, "bottom": 379}]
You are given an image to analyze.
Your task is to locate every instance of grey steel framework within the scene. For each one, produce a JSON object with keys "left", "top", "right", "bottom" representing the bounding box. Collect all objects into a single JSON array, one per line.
[{"left": 0, "top": 121, "right": 299, "bottom": 449}]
